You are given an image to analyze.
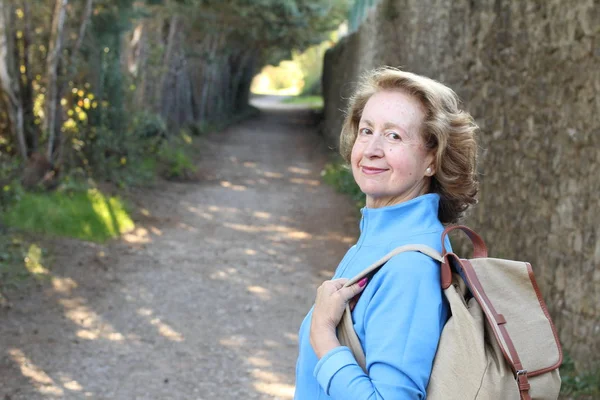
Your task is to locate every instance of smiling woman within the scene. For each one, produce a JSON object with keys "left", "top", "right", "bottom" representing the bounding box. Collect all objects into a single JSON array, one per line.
[
  {"left": 351, "top": 90, "right": 433, "bottom": 208},
  {"left": 339, "top": 67, "right": 479, "bottom": 223},
  {"left": 294, "top": 67, "right": 479, "bottom": 400}
]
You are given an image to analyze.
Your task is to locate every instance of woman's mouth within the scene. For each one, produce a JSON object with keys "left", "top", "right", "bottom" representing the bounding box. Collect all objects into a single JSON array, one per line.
[{"left": 361, "top": 166, "right": 388, "bottom": 175}]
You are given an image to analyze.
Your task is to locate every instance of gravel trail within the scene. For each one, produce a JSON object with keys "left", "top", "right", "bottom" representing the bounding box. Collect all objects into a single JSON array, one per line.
[{"left": 0, "top": 98, "right": 358, "bottom": 400}]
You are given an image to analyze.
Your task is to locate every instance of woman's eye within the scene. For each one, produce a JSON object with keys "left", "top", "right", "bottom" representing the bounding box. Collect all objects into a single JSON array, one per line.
[
  {"left": 359, "top": 128, "right": 372, "bottom": 135},
  {"left": 387, "top": 132, "right": 402, "bottom": 141}
]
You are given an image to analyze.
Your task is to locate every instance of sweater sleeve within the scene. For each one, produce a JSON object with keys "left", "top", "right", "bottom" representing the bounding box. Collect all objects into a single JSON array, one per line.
[{"left": 313, "top": 251, "right": 446, "bottom": 399}]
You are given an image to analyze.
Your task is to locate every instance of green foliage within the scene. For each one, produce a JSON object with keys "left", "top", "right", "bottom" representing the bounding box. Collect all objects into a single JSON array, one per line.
[
  {"left": 2, "top": 0, "right": 347, "bottom": 185},
  {"left": 157, "top": 133, "right": 197, "bottom": 179},
  {"left": 349, "top": 0, "right": 381, "bottom": 32},
  {"left": 560, "top": 353, "right": 600, "bottom": 399},
  {"left": 321, "top": 158, "right": 365, "bottom": 208},
  {"left": 0, "top": 156, "right": 24, "bottom": 209},
  {"left": 0, "top": 234, "right": 50, "bottom": 292},
  {"left": 67, "top": 111, "right": 194, "bottom": 185},
  {"left": 252, "top": 62, "right": 305, "bottom": 94},
  {"left": 283, "top": 95, "right": 324, "bottom": 108},
  {"left": 63, "top": 109, "right": 167, "bottom": 187},
  {"left": 131, "top": 111, "right": 168, "bottom": 143},
  {"left": 292, "top": 38, "right": 335, "bottom": 95},
  {"left": 186, "top": 121, "right": 214, "bottom": 137},
  {"left": 252, "top": 34, "right": 335, "bottom": 96},
  {"left": 179, "top": 0, "right": 349, "bottom": 64},
  {"left": 2, "top": 189, "right": 134, "bottom": 243}
]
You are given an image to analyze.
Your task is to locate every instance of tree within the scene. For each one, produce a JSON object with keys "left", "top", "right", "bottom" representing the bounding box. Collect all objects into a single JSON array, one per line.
[
  {"left": 144, "top": 0, "right": 349, "bottom": 128},
  {"left": 0, "top": 0, "right": 350, "bottom": 185},
  {"left": 0, "top": 1, "right": 27, "bottom": 160},
  {"left": 43, "top": 0, "right": 68, "bottom": 161}
]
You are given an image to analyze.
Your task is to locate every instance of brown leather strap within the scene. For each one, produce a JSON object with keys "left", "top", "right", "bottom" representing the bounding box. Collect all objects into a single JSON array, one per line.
[
  {"left": 441, "top": 225, "right": 488, "bottom": 258},
  {"left": 517, "top": 371, "right": 532, "bottom": 400},
  {"left": 458, "top": 257, "right": 531, "bottom": 398},
  {"left": 525, "top": 263, "right": 564, "bottom": 376},
  {"left": 440, "top": 257, "right": 453, "bottom": 289}
]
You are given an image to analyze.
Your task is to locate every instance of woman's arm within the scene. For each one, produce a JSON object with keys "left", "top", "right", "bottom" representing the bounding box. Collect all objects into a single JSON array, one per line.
[{"left": 313, "top": 252, "right": 446, "bottom": 399}]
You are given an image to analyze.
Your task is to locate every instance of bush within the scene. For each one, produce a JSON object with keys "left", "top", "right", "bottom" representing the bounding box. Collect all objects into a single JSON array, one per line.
[
  {"left": 560, "top": 353, "right": 600, "bottom": 399},
  {"left": 68, "top": 112, "right": 168, "bottom": 187},
  {"left": 0, "top": 156, "right": 24, "bottom": 210},
  {"left": 131, "top": 111, "right": 168, "bottom": 147},
  {"left": 186, "top": 122, "right": 210, "bottom": 137},
  {"left": 321, "top": 158, "right": 365, "bottom": 208},
  {"left": 157, "top": 132, "right": 197, "bottom": 180}
]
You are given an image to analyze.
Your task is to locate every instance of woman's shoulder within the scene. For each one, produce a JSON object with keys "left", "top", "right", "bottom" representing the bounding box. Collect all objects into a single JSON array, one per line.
[
  {"left": 362, "top": 250, "right": 444, "bottom": 309},
  {"left": 377, "top": 250, "right": 441, "bottom": 280},
  {"left": 361, "top": 246, "right": 440, "bottom": 294}
]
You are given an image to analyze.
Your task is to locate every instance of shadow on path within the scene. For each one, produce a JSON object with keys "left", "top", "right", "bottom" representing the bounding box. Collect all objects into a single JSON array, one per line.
[{"left": 0, "top": 98, "right": 359, "bottom": 399}]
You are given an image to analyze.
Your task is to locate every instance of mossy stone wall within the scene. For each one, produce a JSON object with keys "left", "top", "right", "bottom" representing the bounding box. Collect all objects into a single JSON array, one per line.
[{"left": 322, "top": 0, "right": 599, "bottom": 369}]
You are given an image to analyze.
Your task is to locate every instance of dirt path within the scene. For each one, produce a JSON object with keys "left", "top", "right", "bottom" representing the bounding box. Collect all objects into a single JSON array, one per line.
[{"left": 0, "top": 97, "right": 359, "bottom": 400}]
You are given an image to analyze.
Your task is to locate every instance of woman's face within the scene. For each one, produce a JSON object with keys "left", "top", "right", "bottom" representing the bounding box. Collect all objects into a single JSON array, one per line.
[{"left": 351, "top": 90, "right": 434, "bottom": 208}]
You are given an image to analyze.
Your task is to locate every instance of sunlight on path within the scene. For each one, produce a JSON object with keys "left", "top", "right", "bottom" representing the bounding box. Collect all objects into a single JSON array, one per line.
[
  {"left": 9, "top": 349, "right": 65, "bottom": 397},
  {"left": 0, "top": 102, "right": 358, "bottom": 399}
]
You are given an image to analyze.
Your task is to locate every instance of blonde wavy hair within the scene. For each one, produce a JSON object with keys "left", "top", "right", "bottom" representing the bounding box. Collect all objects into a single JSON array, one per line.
[{"left": 340, "top": 67, "right": 479, "bottom": 224}]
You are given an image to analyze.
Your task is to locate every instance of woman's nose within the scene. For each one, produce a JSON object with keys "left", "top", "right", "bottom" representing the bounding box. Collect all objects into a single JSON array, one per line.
[{"left": 363, "top": 134, "right": 384, "bottom": 158}]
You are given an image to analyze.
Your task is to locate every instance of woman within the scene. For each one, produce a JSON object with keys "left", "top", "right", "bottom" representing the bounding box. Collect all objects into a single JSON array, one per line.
[{"left": 294, "top": 67, "right": 479, "bottom": 399}]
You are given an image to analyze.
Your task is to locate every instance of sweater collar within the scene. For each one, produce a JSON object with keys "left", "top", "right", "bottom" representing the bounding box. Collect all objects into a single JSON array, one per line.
[{"left": 357, "top": 193, "right": 442, "bottom": 246}]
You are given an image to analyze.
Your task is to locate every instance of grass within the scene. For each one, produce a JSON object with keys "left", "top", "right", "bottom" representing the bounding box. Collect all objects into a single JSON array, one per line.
[
  {"left": 0, "top": 233, "right": 51, "bottom": 297},
  {"left": 2, "top": 188, "right": 134, "bottom": 243},
  {"left": 157, "top": 135, "right": 197, "bottom": 180},
  {"left": 283, "top": 95, "right": 324, "bottom": 108}
]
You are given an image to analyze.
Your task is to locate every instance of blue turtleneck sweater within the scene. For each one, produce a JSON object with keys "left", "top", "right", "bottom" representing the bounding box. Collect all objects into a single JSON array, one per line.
[{"left": 294, "top": 194, "right": 449, "bottom": 400}]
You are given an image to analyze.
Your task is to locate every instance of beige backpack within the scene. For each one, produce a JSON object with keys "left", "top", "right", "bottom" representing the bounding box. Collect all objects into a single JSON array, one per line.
[{"left": 337, "top": 225, "right": 563, "bottom": 400}]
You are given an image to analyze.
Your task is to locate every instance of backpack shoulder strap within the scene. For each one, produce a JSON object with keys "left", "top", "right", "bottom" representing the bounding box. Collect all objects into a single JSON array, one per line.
[
  {"left": 343, "top": 244, "right": 443, "bottom": 288},
  {"left": 338, "top": 244, "right": 444, "bottom": 372}
]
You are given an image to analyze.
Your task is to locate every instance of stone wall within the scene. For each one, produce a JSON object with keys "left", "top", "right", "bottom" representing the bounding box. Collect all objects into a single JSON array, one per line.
[{"left": 322, "top": 0, "right": 599, "bottom": 369}]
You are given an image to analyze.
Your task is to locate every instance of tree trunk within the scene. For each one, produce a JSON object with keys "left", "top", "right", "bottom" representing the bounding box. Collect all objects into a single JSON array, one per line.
[
  {"left": 230, "top": 49, "right": 251, "bottom": 113},
  {"left": 126, "top": 19, "right": 151, "bottom": 110},
  {"left": 21, "top": 0, "right": 38, "bottom": 153},
  {"left": 158, "top": 14, "right": 179, "bottom": 117},
  {"left": 127, "top": 21, "right": 145, "bottom": 75},
  {"left": 236, "top": 52, "right": 257, "bottom": 112},
  {"left": 44, "top": 0, "right": 68, "bottom": 162},
  {"left": 180, "top": 59, "right": 194, "bottom": 127},
  {"left": 198, "top": 40, "right": 211, "bottom": 122},
  {"left": 145, "top": 19, "right": 163, "bottom": 112},
  {"left": 201, "top": 33, "right": 219, "bottom": 121},
  {"left": 0, "top": 1, "right": 27, "bottom": 160}
]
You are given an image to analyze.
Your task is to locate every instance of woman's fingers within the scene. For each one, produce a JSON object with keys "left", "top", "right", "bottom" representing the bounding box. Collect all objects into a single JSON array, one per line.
[
  {"left": 312, "top": 277, "right": 369, "bottom": 330},
  {"left": 319, "top": 278, "right": 348, "bottom": 292},
  {"left": 317, "top": 277, "right": 368, "bottom": 304},
  {"left": 349, "top": 280, "right": 367, "bottom": 311},
  {"left": 337, "top": 277, "right": 368, "bottom": 302},
  {"left": 310, "top": 278, "right": 368, "bottom": 358}
]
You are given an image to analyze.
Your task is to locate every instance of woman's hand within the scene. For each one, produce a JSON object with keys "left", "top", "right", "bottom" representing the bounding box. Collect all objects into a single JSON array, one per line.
[{"left": 310, "top": 277, "right": 367, "bottom": 358}]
